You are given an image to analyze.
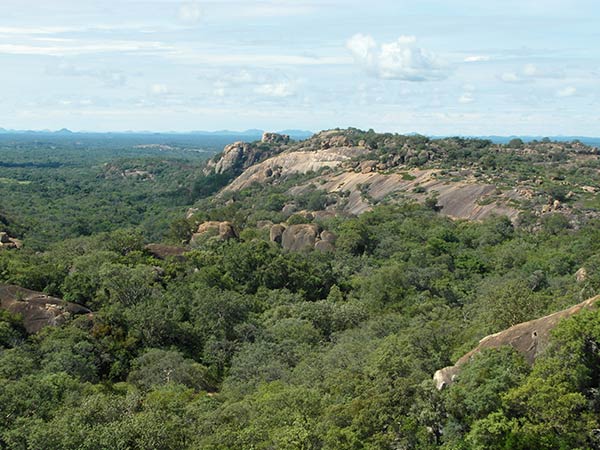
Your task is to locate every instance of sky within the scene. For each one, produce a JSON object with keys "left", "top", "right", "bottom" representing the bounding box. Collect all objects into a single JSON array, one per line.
[{"left": 0, "top": 0, "right": 599, "bottom": 135}]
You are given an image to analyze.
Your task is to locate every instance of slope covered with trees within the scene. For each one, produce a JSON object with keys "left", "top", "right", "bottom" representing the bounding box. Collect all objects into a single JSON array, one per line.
[{"left": 1, "top": 130, "right": 600, "bottom": 449}]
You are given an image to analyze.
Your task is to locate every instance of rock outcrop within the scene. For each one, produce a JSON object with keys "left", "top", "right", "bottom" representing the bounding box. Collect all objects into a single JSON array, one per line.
[
  {"left": 206, "top": 137, "right": 288, "bottom": 175},
  {"left": 223, "top": 146, "right": 369, "bottom": 192},
  {"left": 145, "top": 244, "right": 187, "bottom": 260},
  {"left": 214, "top": 141, "right": 252, "bottom": 174},
  {"left": 0, "top": 285, "right": 91, "bottom": 333},
  {"left": 270, "top": 224, "right": 337, "bottom": 252},
  {"left": 214, "top": 130, "right": 522, "bottom": 221},
  {"left": 281, "top": 224, "right": 320, "bottom": 252},
  {"left": 433, "top": 295, "right": 600, "bottom": 389},
  {"left": 262, "top": 132, "right": 290, "bottom": 145},
  {"left": 269, "top": 224, "right": 286, "bottom": 244},
  {"left": 0, "top": 231, "right": 22, "bottom": 249},
  {"left": 191, "top": 221, "right": 238, "bottom": 243}
]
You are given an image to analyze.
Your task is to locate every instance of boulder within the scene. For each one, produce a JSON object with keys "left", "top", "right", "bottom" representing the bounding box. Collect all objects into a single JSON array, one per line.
[
  {"left": 282, "top": 203, "right": 297, "bottom": 216},
  {"left": 256, "top": 220, "right": 274, "bottom": 230},
  {"left": 320, "top": 230, "right": 337, "bottom": 244},
  {"left": 145, "top": 244, "right": 187, "bottom": 261},
  {"left": 262, "top": 132, "right": 290, "bottom": 145},
  {"left": 320, "top": 134, "right": 351, "bottom": 149},
  {"left": 360, "top": 160, "right": 377, "bottom": 174},
  {"left": 269, "top": 224, "right": 286, "bottom": 244},
  {"left": 314, "top": 240, "right": 335, "bottom": 253},
  {"left": 0, "top": 285, "right": 92, "bottom": 334},
  {"left": 575, "top": 267, "right": 588, "bottom": 283},
  {"left": 0, "top": 232, "right": 22, "bottom": 249},
  {"left": 192, "top": 221, "right": 238, "bottom": 243},
  {"left": 214, "top": 142, "right": 248, "bottom": 174},
  {"left": 281, "top": 224, "right": 320, "bottom": 251},
  {"left": 211, "top": 139, "right": 286, "bottom": 175},
  {"left": 433, "top": 295, "right": 600, "bottom": 389}
]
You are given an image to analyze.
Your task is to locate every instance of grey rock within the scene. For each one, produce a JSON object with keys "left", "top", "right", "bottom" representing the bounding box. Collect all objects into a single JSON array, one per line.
[
  {"left": 281, "top": 224, "right": 320, "bottom": 251},
  {"left": 269, "top": 224, "right": 286, "bottom": 244}
]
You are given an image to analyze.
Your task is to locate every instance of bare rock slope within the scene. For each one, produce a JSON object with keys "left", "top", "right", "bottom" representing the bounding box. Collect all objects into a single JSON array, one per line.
[
  {"left": 0, "top": 285, "right": 91, "bottom": 333},
  {"left": 211, "top": 130, "right": 522, "bottom": 221},
  {"left": 433, "top": 295, "right": 600, "bottom": 389}
]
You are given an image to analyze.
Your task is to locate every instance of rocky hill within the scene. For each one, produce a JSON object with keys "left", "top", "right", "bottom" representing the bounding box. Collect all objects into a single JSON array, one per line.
[{"left": 205, "top": 129, "right": 600, "bottom": 223}]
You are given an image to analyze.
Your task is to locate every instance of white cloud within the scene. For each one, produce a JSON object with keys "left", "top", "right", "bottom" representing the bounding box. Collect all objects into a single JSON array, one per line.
[
  {"left": 151, "top": 84, "right": 169, "bottom": 95},
  {"left": 210, "top": 69, "right": 299, "bottom": 99},
  {"left": 501, "top": 64, "right": 565, "bottom": 83},
  {"left": 254, "top": 82, "right": 295, "bottom": 98},
  {"left": 0, "top": 40, "right": 171, "bottom": 56},
  {"left": 346, "top": 34, "right": 446, "bottom": 81},
  {"left": 459, "top": 92, "right": 474, "bottom": 104},
  {"left": 168, "top": 49, "right": 348, "bottom": 66},
  {"left": 523, "top": 63, "right": 537, "bottom": 76},
  {"left": 47, "top": 62, "right": 127, "bottom": 87},
  {"left": 464, "top": 55, "right": 490, "bottom": 62},
  {"left": 556, "top": 86, "right": 576, "bottom": 97},
  {"left": 179, "top": 2, "right": 203, "bottom": 25},
  {"left": 500, "top": 71, "right": 521, "bottom": 83}
]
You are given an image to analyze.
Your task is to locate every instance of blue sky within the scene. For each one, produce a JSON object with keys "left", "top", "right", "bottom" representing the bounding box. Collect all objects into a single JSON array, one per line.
[{"left": 1, "top": 0, "right": 599, "bottom": 135}]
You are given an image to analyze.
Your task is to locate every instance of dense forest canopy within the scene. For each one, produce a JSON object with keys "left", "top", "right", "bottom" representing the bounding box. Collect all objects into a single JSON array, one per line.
[{"left": 1, "top": 131, "right": 600, "bottom": 449}]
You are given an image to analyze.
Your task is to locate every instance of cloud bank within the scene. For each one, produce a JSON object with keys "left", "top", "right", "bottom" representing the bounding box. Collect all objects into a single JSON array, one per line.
[{"left": 346, "top": 34, "right": 446, "bottom": 81}]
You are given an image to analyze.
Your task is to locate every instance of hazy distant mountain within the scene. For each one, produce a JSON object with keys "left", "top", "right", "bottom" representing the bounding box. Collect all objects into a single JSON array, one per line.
[{"left": 0, "top": 128, "right": 597, "bottom": 145}]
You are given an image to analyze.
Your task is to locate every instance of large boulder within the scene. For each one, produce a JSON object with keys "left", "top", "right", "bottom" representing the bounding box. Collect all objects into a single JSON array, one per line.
[
  {"left": 269, "top": 224, "right": 286, "bottom": 244},
  {"left": 214, "top": 141, "right": 250, "bottom": 174},
  {"left": 433, "top": 295, "right": 600, "bottom": 389},
  {"left": 320, "top": 230, "right": 337, "bottom": 244},
  {"left": 281, "top": 224, "right": 320, "bottom": 251},
  {"left": 271, "top": 224, "right": 337, "bottom": 252},
  {"left": 0, "top": 285, "right": 91, "bottom": 333},
  {"left": 319, "top": 133, "right": 351, "bottom": 149},
  {"left": 262, "top": 132, "right": 290, "bottom": 145},
  {"left": 145, "top": 244, "right": 187, "bottom": 261},
  {"left": 191, "top": 221, "right": 238, "bottom": 243},
  {"left": 208, "top": 139, "right": 287, "bottom": 175},
  {"left": 360, "top": 160, "right": 378, "bottom": 174},
  {"left": 314, "top": 240, "right": 335, "bottom": 253}
]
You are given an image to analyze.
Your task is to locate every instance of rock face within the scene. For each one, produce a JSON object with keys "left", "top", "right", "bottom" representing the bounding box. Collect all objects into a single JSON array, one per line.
[
  {"left": 262, "top": 132, "right": 290, "bottom": 145},
  {"left": 0, "top": 285, "right": 91, "bottom": 333},
  {"left": 191, "top": 221, "right": 238, "bottom": 243},
  {"left": 214, "top": 141, "right": 251, "bottom": 174},
  {"left": 207, "top": 138, "right": 287, "bottom": 175},
  {"left": 222, "top": 145, "right": 370, "bottom": 192},
  {"left": 433, "top": 295, "right": 600, "bottom": 389},
  {"left": 216, "top": 131, "right": 522, "bottom": 221}
]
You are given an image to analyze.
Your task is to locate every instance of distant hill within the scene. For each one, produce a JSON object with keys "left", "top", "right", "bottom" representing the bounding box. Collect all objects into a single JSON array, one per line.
[{"left": 0, "top": 128, "right": 314, "bottom": 140}]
